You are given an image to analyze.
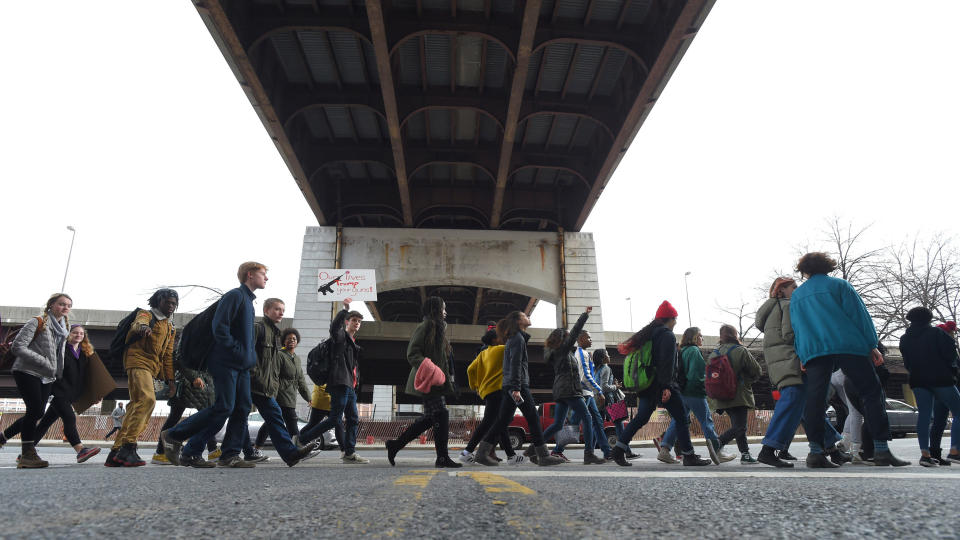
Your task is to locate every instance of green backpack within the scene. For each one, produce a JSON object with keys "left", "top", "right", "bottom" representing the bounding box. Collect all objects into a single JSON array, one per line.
[{"left": 623, "top": 340, "right": 655, "bottom": 392}]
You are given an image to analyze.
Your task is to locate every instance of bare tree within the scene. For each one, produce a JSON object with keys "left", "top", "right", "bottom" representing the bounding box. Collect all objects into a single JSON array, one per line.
[{"left": 714, "top": 299, "right": 762, "bottom": 347}]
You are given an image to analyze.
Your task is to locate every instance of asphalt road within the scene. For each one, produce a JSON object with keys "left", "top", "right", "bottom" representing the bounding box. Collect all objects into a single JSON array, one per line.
[{"left": 0, "top": 438, "right": 955, "bottom": 539}]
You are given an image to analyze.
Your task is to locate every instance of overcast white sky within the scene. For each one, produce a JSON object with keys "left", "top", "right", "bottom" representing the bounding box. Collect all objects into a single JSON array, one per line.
[{"left": 2, "top": 1, "right": 958, "bottom": 339}]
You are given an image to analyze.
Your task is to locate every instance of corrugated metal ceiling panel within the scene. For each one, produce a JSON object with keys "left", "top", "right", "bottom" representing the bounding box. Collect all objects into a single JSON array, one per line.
[
  {"left": 428, "top": 109, "right": 451, "bottom": 140},
  {"left": 352, "top": 108, "right": 384, "bottom": 139},
  {"left": 322, "top": 106, "right": 355, "bottom": 139},
  {"left": 424, "top": 34, "right": 451, "bottom": 87},
  {"left": 524, "top": 49, "right": 543, "bottom": 90},
  {"left": 537, "top": 43, "right": 575, "bottom": 93},
  {"left": 484, "top": 42, "right": 509, "bottom": 90},
  {"left": 589, "top": 0, "right": 625, "bottom": 22},
  {"left": 521, "top": 114, "right": 552, "bottom": 145},
  {"left": 270, "top": 33, "right": 309, "bottom": 84},
  {"left": 396, "top": 39, "right": 421, "bottom": 86},
  {"left": 298, "top": 31, "right": 339, "bottom": 86},
  {"left": 623, "top": 0, "right": 654, "bottom": 25},
  {"left": 547, "top": 114, "right": 580, "bottom": 148},
  {"left": 302, "top": 108, "right": 330, "bottom": 139},
  {"left": 456, "top": 35, "right": 483, "bottom": 89},
  {"left": 564, "top": 44, "right": 604, "bottom": 96},
  {"left": 555, "top": 0, "right": 589, "bottom": 20},
  {"left": 593, "top": 48, "right": 628, "bottom": 97},
  {"left": 328, "top": 31, "right": 368, "bottom": 85}
]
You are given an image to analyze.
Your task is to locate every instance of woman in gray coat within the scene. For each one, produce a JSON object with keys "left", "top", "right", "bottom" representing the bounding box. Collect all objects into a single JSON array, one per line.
[{"left": 1, "top": 294, "right": 72, "bottom": 468}]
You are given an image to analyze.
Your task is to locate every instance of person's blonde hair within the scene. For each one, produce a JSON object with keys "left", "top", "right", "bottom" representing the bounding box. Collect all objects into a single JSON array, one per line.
[
  {"left": 237, "top": 262, "right": 267, "bottom": 283},
  {"left": 69, "top": 324, "right": 95, "bottom": 356}
]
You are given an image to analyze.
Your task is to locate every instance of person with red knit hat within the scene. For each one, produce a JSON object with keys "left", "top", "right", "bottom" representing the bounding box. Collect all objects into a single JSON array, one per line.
[{"left": 610, "top": 301, "right": 711, "bottom": 466}]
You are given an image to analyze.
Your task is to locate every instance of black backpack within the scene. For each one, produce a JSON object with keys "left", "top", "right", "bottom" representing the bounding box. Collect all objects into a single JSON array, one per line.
[
  {"left": 306, "top": 339, "right": 333, "bottom": 386},
  {"left": 109, "top": 308, "right": 157, "bottom": 363},
  {"left": 177, "top": 300, "right": 221, "bottom": 371}
]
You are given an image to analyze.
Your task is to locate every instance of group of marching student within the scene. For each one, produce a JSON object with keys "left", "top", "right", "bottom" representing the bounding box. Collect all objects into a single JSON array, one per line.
[{"left": 4, "top": 254, "right": 959, "bottom": 470}]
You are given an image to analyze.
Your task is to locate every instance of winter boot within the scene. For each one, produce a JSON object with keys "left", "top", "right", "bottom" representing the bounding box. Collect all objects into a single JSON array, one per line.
[
  {"left": 17, "top": 443, "right": 48, "bottom": 469},
  {"left": 611, "top": 445, "right": 631, "bottom": 467},
  {"left": 757, "top": 445, "right": 793, "bottom": 468},
  {"left": 523, "top": 444, "right": 538, "bottom": 464},
  {"left": 534, "top": 444, "right": 564, "bottom": 466},
  {"left": 805, "top": 452, "right": 839, "bottom": 469},
  {"left": 682, "top": 453, "right": 711, "bottom": 466},
  {"left": 583, "top": 449, "right": 606, "bottom": 465},
  {"left": 873, "top": 450, "right": 910, "bottom": 467},
  {"left": 104, "top": 448, "right": 124, "bottom": 467},
  {"left": 473, "top": 441, "right": 499, "bottom": 466}
]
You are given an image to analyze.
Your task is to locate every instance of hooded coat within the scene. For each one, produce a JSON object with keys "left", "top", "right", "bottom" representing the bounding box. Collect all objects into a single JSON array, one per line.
[
  {"left": 544, "top": 312, "right": 590, "bottom": 400},
  {"left": 707, "top": 342, "right": 761, "bottom": 410},
  {"left": 899, "top": 323, "right": 960, "bottom": 389},
  {"left": 405, "top": 318, "right": 456, "bottom": 398},
  {"left": 756, "top": 297, "right": 803, "bottom": 390}
]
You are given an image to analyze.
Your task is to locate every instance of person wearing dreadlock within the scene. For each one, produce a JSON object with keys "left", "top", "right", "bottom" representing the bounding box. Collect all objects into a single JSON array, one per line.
[
  {"left": 105, "top": 288, "right": 178, "bottom": 467},
  {"left": 386, "top": 296, "right": 463, "bottom": 468}
]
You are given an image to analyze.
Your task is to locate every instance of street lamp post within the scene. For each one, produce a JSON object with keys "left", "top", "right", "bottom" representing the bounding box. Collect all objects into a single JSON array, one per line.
[
  {"left": 683, "top": 271, "right": 692, "bottom": 327},
  {"left": 61, "top": 226, "right": 76, "bottom": 293},
  {"left": 625, "top": 297, "right": 633, "bottom": 330}
]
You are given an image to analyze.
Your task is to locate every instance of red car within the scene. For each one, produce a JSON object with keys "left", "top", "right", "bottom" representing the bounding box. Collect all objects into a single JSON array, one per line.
[{"left": 507, "top": 401, "right": 617, "bottom": 449}]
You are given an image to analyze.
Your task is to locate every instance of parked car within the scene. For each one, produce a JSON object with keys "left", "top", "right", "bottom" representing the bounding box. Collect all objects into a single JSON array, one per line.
[
  {"left": 507, "top": 402, "right": 617, "bottom": 450},
  {"left": 215, "top": 412, "right": 337, "bottom": 447},
  {"left": 826, "top": 398, "right": 944, "bottom": 438}
]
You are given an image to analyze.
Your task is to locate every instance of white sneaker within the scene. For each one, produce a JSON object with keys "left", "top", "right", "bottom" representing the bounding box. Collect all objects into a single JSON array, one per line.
[
  {"left": 658, "top": 446, "right": 679, "bottom": 464},
  {"left": 342, "top": 452, "right": 370, "bottom": 464},
  {"left": 507, "top": 454, "right": 525, "bottom": 466},
  {"left": 459, "top": 451, "right": 476, "bottom": 464},
  {"left": 718, "top": 448, "right": 738, "bottom": 463}
]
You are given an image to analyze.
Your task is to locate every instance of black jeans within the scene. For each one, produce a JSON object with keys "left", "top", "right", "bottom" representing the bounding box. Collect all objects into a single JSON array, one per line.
[
  {"left": 156, "top": 402, "right": 218, "bottom": 455},
  {"left": 303, "top": 407, "right": 345, "bottom": 451},
  {"left": 465, "top": 390, "right": 514, "bottom": 456},
  {"left": 34, "top": 395, "right": 80, "bottom": 446},
  {"left": 4, "top": 371, "right": 53, "bottom": 444},
  {"left": 718, "top": 406, "right": 750, "bottom": 453},
  {"left": 256, "top": 407, "right": 299, "bottom": 447},
  {"left": 617, "top": 387, "right": 694, "bottom": 454},
  {"left": 483, "top": 386, "right": 545, "bottom": 447},
  {"left": 395, "top": 397, "right": 451, "bottom": 458},
  {"left": 804, "top": 355, "right": 890, "bottom": 452}
]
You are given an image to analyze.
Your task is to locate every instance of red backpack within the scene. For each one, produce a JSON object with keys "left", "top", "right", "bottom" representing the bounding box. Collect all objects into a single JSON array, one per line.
[{"left": 705, "top": 345, "right": 740, "bottom": 400}]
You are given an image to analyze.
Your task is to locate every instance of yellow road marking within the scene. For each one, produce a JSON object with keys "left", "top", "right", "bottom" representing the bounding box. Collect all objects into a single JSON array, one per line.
[
  {"left": 393, "top": 469, "right": 439, "bottom": 499},
  {"left": 459, "top": 471, "right": 536, "bottom": 495}
]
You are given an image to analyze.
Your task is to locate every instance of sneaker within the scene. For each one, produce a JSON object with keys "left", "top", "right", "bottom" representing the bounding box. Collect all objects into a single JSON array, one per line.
[
  {"left": 208, "top": 448, "right": 222, "bottom": 460},
  {"left": 434, "top": 455, "right": 462, "bottom": 468},
  {"left": 507, "top": 454, "right": 525, "bottom": 466},
  {"left": 286, "top": 445, "right": 322, "bottom": 467},
  {"left": 218, "top": 455, "right": 256, "bottom": 468},
  {"left": 76, "top": 446, "right": 101, "bottom": 463},
  {"left": 625, "top": 449, "right": 642, "bottom": 460},
  {"left": 458, "top": 450, "right": 476, "bottom": 465},
  {"left": 946, "top": 453, "right": 960, "bottom": 465},
  {"left": 244, "top": 449, "right": 270, "bottom": 463},
  {"left": 182, "top": 454, "right": 216, "bottom": 468},
  {"left": 151, "top": 453, "right": 171, "bottom": 465},
  {"left": 342, "top": 452, "right": 370, "bottom": 464},
  {"left": 104, "top": 449, "right": 123, "bottom": 467},
  {"left": 658, "top": 446, "right": 679, "bottom": 464},
  {"left": 919, "top": 456, "right": 940, "bottom": 468},
  {"left": 827, "top": 447, "right": 852, "bottom": 465},
  {"left": 160, "top": 430, "right": 183, "bottom": 467},
  {"left": 682, "top": 453, "right": 711, "bottom": 466},
  {"left": 740, "top": 452, "right": 758, "bottom": 465},
  {"left": 778, "top": 450, "right": 798, "bottom": 461},
  {"left": 121, "top": 444, "right": 146, "bottom": 467},
  {"left": 716, "top": 445, "right": 738, "bottom": 463},
  {"left": 550, "top": 451, "right": 570, "bottom": 463},
  {"left": 757, "top": 446, "right": 793, "bottom": 469}
]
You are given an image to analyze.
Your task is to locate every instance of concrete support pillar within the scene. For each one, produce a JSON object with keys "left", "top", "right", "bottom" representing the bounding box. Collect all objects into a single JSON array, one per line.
[
  {"left": 372, "top": 385, "right": 395, "bottom": 419},
  {"left": 557, "top": 231, "right": 605, "bottom": 349},
  {"left": 294, "top": 226, "right": 339, "bottom": 392}
]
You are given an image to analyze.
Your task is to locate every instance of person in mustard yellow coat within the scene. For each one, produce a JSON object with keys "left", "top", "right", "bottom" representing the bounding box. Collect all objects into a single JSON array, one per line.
[{"left": 106, "top": 289, "right": 177, "bottom": 467}]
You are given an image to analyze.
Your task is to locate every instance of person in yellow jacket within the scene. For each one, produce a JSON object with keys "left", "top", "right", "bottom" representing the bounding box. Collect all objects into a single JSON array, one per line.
[
  {"left": 301, "top": 384, "right": 344, "bottom": 452},
  {"left": 459, "top": 325, "right": 524, "bottom": 465},
  {"left": 106, "top": 289, "right": 177, "bottom": 467}
]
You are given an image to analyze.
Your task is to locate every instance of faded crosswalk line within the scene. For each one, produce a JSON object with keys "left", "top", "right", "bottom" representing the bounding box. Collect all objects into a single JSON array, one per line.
[{"left": 455, "top": 469, "right": 960, "bottom": 480}]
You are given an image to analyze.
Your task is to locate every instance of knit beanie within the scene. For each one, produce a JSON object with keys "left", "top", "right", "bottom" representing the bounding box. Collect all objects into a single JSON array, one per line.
[{"left": 655, "top": 300, "right": 678, "bottom": 320}]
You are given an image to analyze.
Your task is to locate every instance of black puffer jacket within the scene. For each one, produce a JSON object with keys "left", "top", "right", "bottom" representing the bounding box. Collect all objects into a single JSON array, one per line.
[
  {"left": 170, "top": 350, "right": 215, "bottom": 410},
  {"left": 545, "top": 312, "right": 590, "bottom": 400},
  {"left": 900, "top": 323, "right": 960, "bottom": 389}
]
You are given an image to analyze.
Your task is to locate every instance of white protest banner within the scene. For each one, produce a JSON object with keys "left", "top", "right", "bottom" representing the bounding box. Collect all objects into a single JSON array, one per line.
[{"left": 317, "top": 269, "right": 378, "bottom": 302}]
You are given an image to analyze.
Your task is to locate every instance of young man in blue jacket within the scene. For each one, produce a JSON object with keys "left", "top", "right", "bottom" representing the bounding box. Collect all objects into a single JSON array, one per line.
[
  {"left": 163, "top": 262, "right": 269, "bottom": 468},
  {"left": 789, "top": 252, "right": 908, "bottom": 468}
]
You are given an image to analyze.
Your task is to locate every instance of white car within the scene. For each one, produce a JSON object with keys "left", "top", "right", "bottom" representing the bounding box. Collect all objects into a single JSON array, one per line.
[{"left": 215, "top": 412, "right": 338, "bottom": 448}]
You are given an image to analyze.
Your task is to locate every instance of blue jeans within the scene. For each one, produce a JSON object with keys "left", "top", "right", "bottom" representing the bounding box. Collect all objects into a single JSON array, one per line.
[
  {"left": 170, "top": 365, "right": 252, "bottom": 459},
  {"left": 541, "top": 397, "right": 593, "bottom": 450},
  {"left": 762, "top": 385, "right": 804, "bottom": 450},
  {"left": 914, "top": 386, "right": 960, "bottom": 452},
  {"left": 663, "top": 395, "right": 720, "bottom": 450},
  {"left": 250, "top": 393, "right": 298, "bottom": 461},
  {"left": 299, "top": 384, "right": 358, "bottom": 454},
  {"left": 555, "top": 395, "right": 611, "bottom": 456},
  {"left": 803, "top": 355, "right": 890, "bottom": 454},
  {"left": 616, "top": 389, "right": 694, "bottom": 455}
]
